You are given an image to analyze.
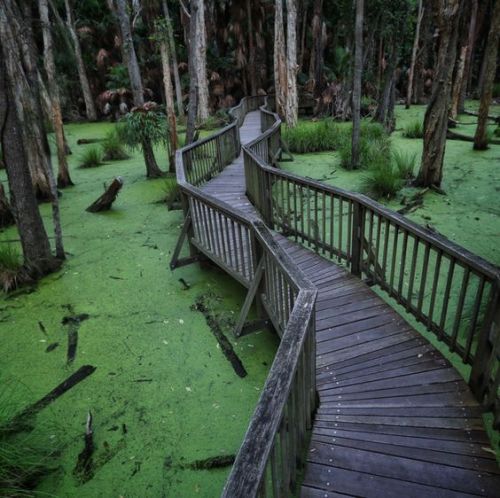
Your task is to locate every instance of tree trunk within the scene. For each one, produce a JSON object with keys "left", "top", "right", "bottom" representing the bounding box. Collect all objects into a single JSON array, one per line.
[
  {"left": 195, "top": 0, "right": 209, "bottom": 121},
  {"left": 246, "top": 0, "right": 258, "bottom": 95},
  {"left": 374, "top": 41, "right": 397, "bottom": 131},
  {"left": 186, "top": 0, "right": 199, "bottom": 145},
  {"left": 0, "top": 49, "right": 60, "bottom": 276},
  {"left": 115, "top": 0, "right": 163, "bottom": 177},
  {"left": 417, "top": 0, "right": 462, "bottom": 187},
  {"left": 274, "top": 0, "right": 287, "bottom": 117},
  {"left": 473, "top": 0, "right": 500, "bottom": 150},
  {"left": 298, "top": 3, "right": 307, "bottom": 73},
  {"left": 458, "top": 0, "right": 477, "bottom": 113},
  {"left": 39, "top": 0, "right": 73, "bottom": 188},
  {"left": 285, "top": 0, "right": 298, "bottom": 127},
  {"left": 163, "top": 0, "right": 184, "bottom": 117},
  {"left": 309, "top": 0, "right": 324, "bottom": 99},
  {"left": 64, "top": 0, "right": 97, "bottom": 121},
  {"left": 0, "top": 182, "right": 15, "bottom": 228},
  {"left": 351, "top": 0, "right": 364, "bottom": 170},
  {"left": 406, "top": 0, "right": 423, "bottom": 109},
  {"left": 159, "top": 28, "right": 178, "bottom": 173},
  {"left": 449, "top": 44, "right": 467, "bottom": 120}
]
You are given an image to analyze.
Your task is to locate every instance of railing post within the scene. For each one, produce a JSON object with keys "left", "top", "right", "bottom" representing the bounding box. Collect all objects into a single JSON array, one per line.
[
  {"left": 469, "top": 283, "right": 500, "bottom": 414},
  {"left": 350, "top": 201, "right": 363, "bottom": 277}
]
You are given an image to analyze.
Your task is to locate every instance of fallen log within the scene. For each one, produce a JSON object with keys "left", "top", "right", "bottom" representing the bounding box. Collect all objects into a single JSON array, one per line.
[
  {"left": 86, "top": 177, "right": 123, "bottom": 212},
  {"left": 462, "top": 110, "right": 499, "bottom": 123},
  {"left": 74, "top": 410, "right": 95, "bottom": 482},
  {"left": 447, "top": 129, "right": 500, "bottom": 145}
]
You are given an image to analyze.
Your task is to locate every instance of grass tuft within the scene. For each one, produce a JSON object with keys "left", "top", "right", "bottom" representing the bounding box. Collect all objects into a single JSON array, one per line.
[
  {"left": 392, "top": 150, "right": 416, "bottom": 180},
  {"left": 101, "top": 130, "right": 129, "bottom": 161},
  {"left": 79, "top": 146, "right": 103, "bottom": 168},
  {"left": 162, "top": 178, "right": 180, "bottom": 210},
  {"left": 0, "top": 244, "right": 23, "bottom": 293},
  {"left": 402, "top": 119, "right": 424, "bottom": 139},
  {"left": 283, "top": 119, "right": 344, "bottom": 153}
]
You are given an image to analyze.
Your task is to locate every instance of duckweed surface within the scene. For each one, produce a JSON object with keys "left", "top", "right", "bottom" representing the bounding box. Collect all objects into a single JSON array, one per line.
[{"left": 0, "top": 122, "right": 278, "bottom": 497}]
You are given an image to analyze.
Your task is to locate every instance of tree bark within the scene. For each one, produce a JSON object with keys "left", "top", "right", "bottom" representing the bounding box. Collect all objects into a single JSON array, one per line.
[
  {"left": 417, "top": 0, "right": 462, "bottom": 187},
  {"left": 458, "top": 0, "right": 477, "bottom": 113},
  {"left": 450, "top": 44, "right": 467, "bottom": 120},
  {"left": 86, "top": 177, "right": 123, "bottom": 212},
  {"left": 351, "top": 0, "right": 364, "bottom": 170},
  {"left": 64, "top": 0, "right": 97, "bottom": 121},
  {"left": 473, "top": 0, "right": 500, "bottom": 150},
  {"left": 159, "top": 7, "right": 178, "bottom": 174},
  {"left": 0, "top": 182, "right": 15, "bottom": 228},
  {"left": 274, "top": 0, "right": 287, "bottom": 117},
  {"left": 163, "top": 0, "right": 184, "bottom": 117},
  {"left": 374, "top": 41, "right": 397, "bottom": 131},
  {"left": 0, "top": 49, "right": 60, "bottom": 276},
  {"left": 115, "top": 0, "right": 163, "bottom": 177},
  {"left": 246, "top": 0, "right": 258, "bottom": 95},
  {"left": 406, "top": 0, "right": 423, "bottom": 109},
  {"left": 285, "top": 0, "right": 298, "bottom": 127},
  {"left": 39, "top": 0, "right": 73, "bottom": 188},
  {"left": 195, "top": 0, "right": 209, "bottom": 121},
  {"left": 186, "top": 0, "right": 199, "bottom": 145},
  {"left": 309, "top": 0, "right": 324, "bottom": 99}
]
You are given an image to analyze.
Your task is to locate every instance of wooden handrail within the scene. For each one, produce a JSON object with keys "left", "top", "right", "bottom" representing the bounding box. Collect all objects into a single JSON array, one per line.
[{"left": 173, "top": 96, "right": 318, "bottom": 496}]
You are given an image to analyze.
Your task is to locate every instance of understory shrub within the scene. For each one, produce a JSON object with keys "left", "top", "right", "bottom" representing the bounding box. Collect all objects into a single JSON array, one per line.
[
  {"left": 362, "top": 150, "right": 417, "bottom": 199},
  {"left": 163, "top": 178, "right": 180, "bottom": 210},
  {"left": 0, "top": 244, "right": 23, "bottom": 292},
  {"left": 79, "top": 146, "right": 103, "bottom": 168},
  {"left": 338, "top": 122, "right": 391, "bottom": 170},
  {"left": 101, "top": 130, "right": 129, "bottom": 161},
  {"left": 402, "top": 120, "right": 424, "bottom": 138},
  {"left": 283, "top": 119, "right": 345, "bottom": 153}
]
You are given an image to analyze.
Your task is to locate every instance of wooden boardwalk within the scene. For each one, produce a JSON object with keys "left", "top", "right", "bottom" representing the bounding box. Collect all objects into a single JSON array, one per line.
[{"left": 201, "top": 111, "right": 500, "bottom": 497}]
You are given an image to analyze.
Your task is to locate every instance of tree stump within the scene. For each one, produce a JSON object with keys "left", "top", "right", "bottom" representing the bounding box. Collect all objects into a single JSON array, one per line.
[{"left": 86, "top": 177, "right": 123, "bottom": 212}]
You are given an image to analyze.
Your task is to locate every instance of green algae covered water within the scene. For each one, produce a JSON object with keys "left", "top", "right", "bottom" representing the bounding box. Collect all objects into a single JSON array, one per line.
[{"left": 0, "top": 123, "right": 278, "bottom": 497}]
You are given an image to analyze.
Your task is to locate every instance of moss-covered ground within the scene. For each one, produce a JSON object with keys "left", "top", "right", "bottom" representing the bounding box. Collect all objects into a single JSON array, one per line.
[
  {"left": 0, "top": 123, "right": 278, "bottom": 497},
  {"left": 281, "top": 102, "right": 500, "bottom": 455}
]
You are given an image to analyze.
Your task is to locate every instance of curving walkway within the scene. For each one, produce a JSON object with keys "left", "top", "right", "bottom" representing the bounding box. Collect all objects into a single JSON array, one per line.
[{"left": 200, "top": 111, "right": 500, "bottom": 497}]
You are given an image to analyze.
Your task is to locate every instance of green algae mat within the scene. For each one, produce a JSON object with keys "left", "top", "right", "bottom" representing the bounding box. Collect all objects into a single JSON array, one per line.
[{"left": 0, "top": 122, "right": 278, "bottom": 497}]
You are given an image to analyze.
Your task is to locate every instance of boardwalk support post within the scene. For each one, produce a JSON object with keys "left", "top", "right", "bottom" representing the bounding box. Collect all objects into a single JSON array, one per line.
[
  {"left": 350, "top": 202, "right": 363, "bottom": 277},
  {"left": 170, "top": 209, "right": 202, "bottom": 270},
  {"left": 234, "top": 258, "right": 269, "bottom": 338}
]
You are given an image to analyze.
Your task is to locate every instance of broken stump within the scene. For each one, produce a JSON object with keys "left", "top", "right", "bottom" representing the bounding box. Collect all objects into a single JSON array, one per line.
[{"left": 86, "top": 177, "right": 123, "bottom": 213}]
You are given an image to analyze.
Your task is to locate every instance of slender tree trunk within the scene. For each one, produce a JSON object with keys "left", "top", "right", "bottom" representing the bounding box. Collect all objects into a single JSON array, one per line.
[
  {"left": 195, "top": 0, "right": 209, "bottom": 121},
  {"left": 351, "top": 0, "right": 364, "bottom": 170},
  {"left": 285, "top": 0, "right": 298, "bottom": 126},
  {"left": 406, "top": 0, "right": 423, "bottom": 109},
  {"left": 246, "top": 0, "right": 258, "bottom": 95},
  {"left": 458, "top": 0, "right": 477, "bottom": 112},
  {"left": 450, "top": 44, "right": 467, "bottom": 120},
  {"left": 274, "top": 0, "right": 287, "bottom": 117},
  {"left": 163, "top": 0, "right": 184, "bottom": 117},
  {"left": 473, "top": 0, "right": 500, "bottom": 150},
  {"left": 115, "top": 0, "right": 163, "bottom": 177},
  {"left": 417, "top": 0, "right": 462, "bottom": 187},
  {"left": 39, "top": 0, "right": 73, "bottom": 188},
  {"left": 158, "top": 21, "right": 178, "bottom": 173},
  {"left": 0, "top": 49, "right": 61, "bottom": 276},
  {"left": 298, "top": 3, "right": 307, "bottom": 73},
  {"left": 374, "top": 42, "right": 397, "bottom": 132},
  {"left": 186, "top": 0, "right": 199, "bottom": 144},
  {"left": 309, "top": 0, "right": 324, "bottom": 98},
  {"left": 63, "top": 0, "right": 97, "bottom": 121}
]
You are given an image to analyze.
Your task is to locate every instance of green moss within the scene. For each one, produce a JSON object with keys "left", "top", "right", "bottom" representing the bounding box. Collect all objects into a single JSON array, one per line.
[{"left": 0, "top": 121, "right": 277, "bottom": 496}]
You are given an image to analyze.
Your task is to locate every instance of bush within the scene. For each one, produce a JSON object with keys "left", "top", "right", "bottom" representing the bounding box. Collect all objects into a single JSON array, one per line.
[
  {"left": 283, "top": 119, "right": 347, "bottom": 153},
  {"left": 362, "top": 159, "right": 404, "bottom": 199},
  {"left": 0, "top": 243, "right": 22, "bottom": 292},
  {"left": 402, "top": 120, "right": 424, "bottom": 138},
  {"left": 163, "top": 178, "right": 180, "bottom": 210},
  {"left": 392, "top": 150, "right": 416, "bottom": 180},
  {"left": 101, "top": 130, "right": 129, "bottom": 161},
  {"left": 79, "top": 146, "right": 103, "bottom": 168},
  {"left": 338, "top": 125, "right": 391, "bottom": 170}
]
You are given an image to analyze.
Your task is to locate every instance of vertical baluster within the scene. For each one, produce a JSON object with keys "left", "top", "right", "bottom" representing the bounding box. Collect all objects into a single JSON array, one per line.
[
  {"left": 406, "top": 236, "right": 420, "bottom": 311},
  {"left": 270, "top": 441, "right": 281, "bottom": 498},
  {"left": 279, "top": 415, "right": 290, "bottom": 497},
  {"left": 299, "top": 186, "right": 305, "bottom": 243},
  {"left": 293, "top": 181, "right": 298, "bottom": 241},
  {"left": 329, "top": 194, "right": 335, "bottom": 259},
  {"left": 381, "top": 219, "right": 391, "bottom": 281},
  {"left": 428, "top": 249, "right": 443, "bottom": 330},
  {"left": 238, "top": 224, "right": 245, "bottom": 278},
  {"left": 439, "top": 257, "right": 456, "bottom": 340},
  {"left": 389, "top": 225, "right": 399, "bottom": 292},
  {"left": 451, "top": 267, "right": 470, "bottom": 351},
  {"left": 374, "top": 214, "right": 382, "bottom": 282},
  {"left": 397, "top": 231, "right": 409, "bottom": 297},
  {"left": 464, "top": 276, "right": 485, "bottom": 362},
  {"left": 338, "top": 198, "right": 344, "bottom": 260},
  {"left": 417, "top": 242, "right": 431, "bottom": 316},
  {"left": 321, "top": 191, "right": 326, "bottom": 255}
]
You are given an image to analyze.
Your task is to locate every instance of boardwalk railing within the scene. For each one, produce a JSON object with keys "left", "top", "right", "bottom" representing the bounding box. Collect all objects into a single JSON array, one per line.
[
  {"left": 173, "top": 96, "right": 317, "bottom": 497},
  {"left": 243, "top": 98, "right": 500, "bottom": 428}
]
